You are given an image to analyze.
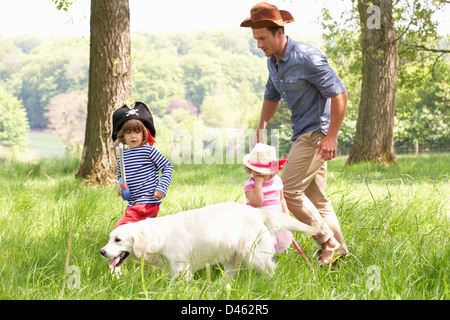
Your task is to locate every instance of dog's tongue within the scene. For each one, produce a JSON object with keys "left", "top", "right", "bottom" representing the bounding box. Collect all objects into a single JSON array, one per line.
[{"left": 109, "top": 255, "right": 121, "bottom": 269}]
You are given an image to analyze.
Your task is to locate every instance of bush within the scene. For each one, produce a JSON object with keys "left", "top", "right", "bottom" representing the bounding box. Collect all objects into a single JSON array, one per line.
[{"left": 0, "top": 89, "right": 29, "bottom": 150}]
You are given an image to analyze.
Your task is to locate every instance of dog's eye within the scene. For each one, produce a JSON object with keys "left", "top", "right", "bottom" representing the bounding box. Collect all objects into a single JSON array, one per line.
[{"left": 115, "top": 237, "right": 121, "bottom": 243}]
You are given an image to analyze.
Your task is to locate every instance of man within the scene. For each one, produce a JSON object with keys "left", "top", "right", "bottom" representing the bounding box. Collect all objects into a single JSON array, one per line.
[{"left": 241, "top": 2, "right": 348, "bottom": 265}]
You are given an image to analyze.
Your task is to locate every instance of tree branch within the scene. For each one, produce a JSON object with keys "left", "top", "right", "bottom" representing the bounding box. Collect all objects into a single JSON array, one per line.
[
  {"left": 401, "top": 43, "right": 450, "bottom": 54},
  {"left": 393, "top": 0, "right": 419, "bottom": 43}
]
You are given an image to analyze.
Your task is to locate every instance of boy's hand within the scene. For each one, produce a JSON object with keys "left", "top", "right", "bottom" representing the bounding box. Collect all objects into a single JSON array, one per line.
[
  {"left": 154, "top": 191, "right": 165, "bottom": 199},
  {"left": 118, "top": 186, "right": 123, "bottom": 197}
]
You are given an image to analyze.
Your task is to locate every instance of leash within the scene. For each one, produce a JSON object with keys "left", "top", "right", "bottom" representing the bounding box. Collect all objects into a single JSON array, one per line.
[{"left": 292, "top": 239, "right": 313, "bottom": 269}]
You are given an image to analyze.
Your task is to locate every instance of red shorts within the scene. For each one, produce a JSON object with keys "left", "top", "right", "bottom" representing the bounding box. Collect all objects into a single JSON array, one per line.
[{"left": 114, "top": 204, "right": 160, "bottom": 229}]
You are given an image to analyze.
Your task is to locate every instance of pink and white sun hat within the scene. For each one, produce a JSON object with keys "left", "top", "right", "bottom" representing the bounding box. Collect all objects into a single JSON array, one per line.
[{"left": 243, "top": 143, "right": 288, "bottom": 175}]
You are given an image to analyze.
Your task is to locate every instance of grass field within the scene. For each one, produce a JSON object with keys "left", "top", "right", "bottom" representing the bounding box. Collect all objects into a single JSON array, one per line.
[
  {"left": 0, "top": 152, "right": 448, "bottom": 300},
  {"left": 26, "top": 130, "right": 65, "bottom": 160}
]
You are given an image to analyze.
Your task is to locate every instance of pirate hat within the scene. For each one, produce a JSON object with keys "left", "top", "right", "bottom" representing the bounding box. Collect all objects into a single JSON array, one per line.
[{"left": 112, "top": 101, "right": 156, "bottom": 142}]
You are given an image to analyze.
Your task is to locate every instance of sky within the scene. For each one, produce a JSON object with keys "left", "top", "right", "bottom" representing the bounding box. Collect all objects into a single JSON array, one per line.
[
  {"left": 0, "top": 0, "right": 325, "bottom": 37},
  {"left": 0, "top": 0, "right": 448, "bottom": 38}
]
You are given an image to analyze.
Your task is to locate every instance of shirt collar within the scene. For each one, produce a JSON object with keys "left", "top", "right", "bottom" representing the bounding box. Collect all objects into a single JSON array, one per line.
[{"left": 270, "top": 36, "right": 293, "bottom": 65}]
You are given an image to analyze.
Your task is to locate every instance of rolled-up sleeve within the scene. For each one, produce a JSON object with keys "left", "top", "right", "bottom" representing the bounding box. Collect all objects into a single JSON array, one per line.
[
  {"left": 259, "top": 37, "right": 346, "bottom": 140},
  {"left": 264, "top": 75, "right": 281, "bottom": 101},
  {"left": 303, "top": 48, "right": 346, "bottom": 98}
]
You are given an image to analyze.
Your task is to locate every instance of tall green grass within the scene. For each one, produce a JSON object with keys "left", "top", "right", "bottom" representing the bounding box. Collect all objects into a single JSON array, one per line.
[{"left": 0, "top": 153, "right": 448, "bottom": 300}]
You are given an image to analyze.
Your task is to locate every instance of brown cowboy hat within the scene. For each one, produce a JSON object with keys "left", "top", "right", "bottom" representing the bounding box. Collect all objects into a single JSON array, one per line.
[{"left": 240, "top": 2, "right": 294, "bottom": 29}]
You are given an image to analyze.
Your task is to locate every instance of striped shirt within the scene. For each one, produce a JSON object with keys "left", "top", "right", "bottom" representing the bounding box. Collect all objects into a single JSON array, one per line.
[
  {"left": 118, "top": 145, "right": 173, "bottom": 207},
  {"left": 244, "top": 175, "right": 283, "bottom": 211}
]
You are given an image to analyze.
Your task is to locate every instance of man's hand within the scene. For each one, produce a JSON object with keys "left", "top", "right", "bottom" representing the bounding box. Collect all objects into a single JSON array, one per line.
[
  {"left": 252, "top": 131, "right": 265, "bottom": 147},
  {"left": 317, "top": 91, "right": 347, "bottom": 161},
  {"left": 317, "top": 134, "right": 338, "bottom": 161}
]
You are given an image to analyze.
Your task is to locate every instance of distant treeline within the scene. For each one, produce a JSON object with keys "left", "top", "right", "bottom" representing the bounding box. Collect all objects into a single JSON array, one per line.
[
  {"left": 0, "top": 29, "right": 448, "bottom": 155},
  {"left": 0, "top": 30, "right": 272, "bottom": 128}
]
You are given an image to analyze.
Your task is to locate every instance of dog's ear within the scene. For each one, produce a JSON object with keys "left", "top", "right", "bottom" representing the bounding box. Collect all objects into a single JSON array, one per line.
[
  {"left": 132, "top": 227, "right": 166, "bottom": 258},
  {"left": 132, "top": 229, "right": 149, "bottom": 259}
]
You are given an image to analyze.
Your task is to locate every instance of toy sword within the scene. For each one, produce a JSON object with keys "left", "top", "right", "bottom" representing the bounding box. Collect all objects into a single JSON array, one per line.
[{"left": 118, "top": 143, "right": 131, "bottom": 201}]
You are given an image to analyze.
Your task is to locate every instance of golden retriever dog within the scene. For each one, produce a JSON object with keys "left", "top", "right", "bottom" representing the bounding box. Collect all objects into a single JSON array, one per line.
[{"left": 101, "top": 202, "right": 319, "bottom": 281}]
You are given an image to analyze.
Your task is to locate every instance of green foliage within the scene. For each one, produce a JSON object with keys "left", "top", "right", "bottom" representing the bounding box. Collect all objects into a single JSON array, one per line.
[
  {"left": 200, "top": 84, "right": 260, "bottom": 128},
  {"left": 1, "top": 21, "right": 448, "bottom": 155},
  {"left": 131, "top": 30, "right": 267, "bottom": 120},
  {"left": 52, "top": 0, "right": 73, "bottom": 12},
  {"left": 395, "top": 78, "right": 449, "bottom": 148},
  {"left": 0, "top": 37, "right": 25, "bottom": 80},
  {"left": 0, "top": 36, "right": 89, "bottom": 128},
  {"left": 266, "top": 101, "right": 292, "bottom": 156},
  {"left": 0, "top": 89, "right": 29, "bottom": 151},
  {"left": 319, "top": 0, "right": 450, "bottom": 152},
  {"left": 0, "top": 31, "right": 266, "bottom": 134}
]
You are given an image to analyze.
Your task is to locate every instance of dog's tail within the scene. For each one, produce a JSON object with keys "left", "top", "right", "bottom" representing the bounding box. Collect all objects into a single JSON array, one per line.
[{"left": 258, "top": 209, "right": 320, "bottom": 236}]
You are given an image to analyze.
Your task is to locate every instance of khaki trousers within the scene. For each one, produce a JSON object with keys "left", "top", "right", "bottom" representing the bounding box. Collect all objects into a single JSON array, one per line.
[{"left": 281, "top": 132, "right": 347, "bottom": 251}]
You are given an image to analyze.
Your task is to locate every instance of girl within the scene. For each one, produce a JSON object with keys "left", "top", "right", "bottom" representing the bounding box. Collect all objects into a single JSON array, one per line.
[
  {"left": 243, "top": 143, "right": 291, "bottom": 254},
  {"left": 112, "top": 102, "right": 173, "bottom": 229}
]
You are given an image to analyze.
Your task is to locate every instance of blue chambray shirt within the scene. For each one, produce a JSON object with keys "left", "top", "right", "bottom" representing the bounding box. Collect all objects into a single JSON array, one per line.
[{"left": 264, "top": 37, "right": 346, "bottom": 141}]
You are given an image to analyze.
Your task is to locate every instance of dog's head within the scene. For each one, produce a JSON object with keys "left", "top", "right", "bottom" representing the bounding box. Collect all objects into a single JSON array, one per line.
[{"left": 100, "top": 220, "right": 165, "bottom": 269}]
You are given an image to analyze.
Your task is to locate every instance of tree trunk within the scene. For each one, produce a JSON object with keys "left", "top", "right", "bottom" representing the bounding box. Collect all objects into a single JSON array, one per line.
[
  {"left": 77, "top": 0, "right": 131, "bottom": 185},
  {"left": 347, "top": 0, "right": 398, "bottom": 165}
]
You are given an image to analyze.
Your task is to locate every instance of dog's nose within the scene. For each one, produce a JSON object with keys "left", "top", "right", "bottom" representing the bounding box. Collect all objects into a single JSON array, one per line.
[{"left": 100, "top": 248, "right": 106, "bottom": 256}]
